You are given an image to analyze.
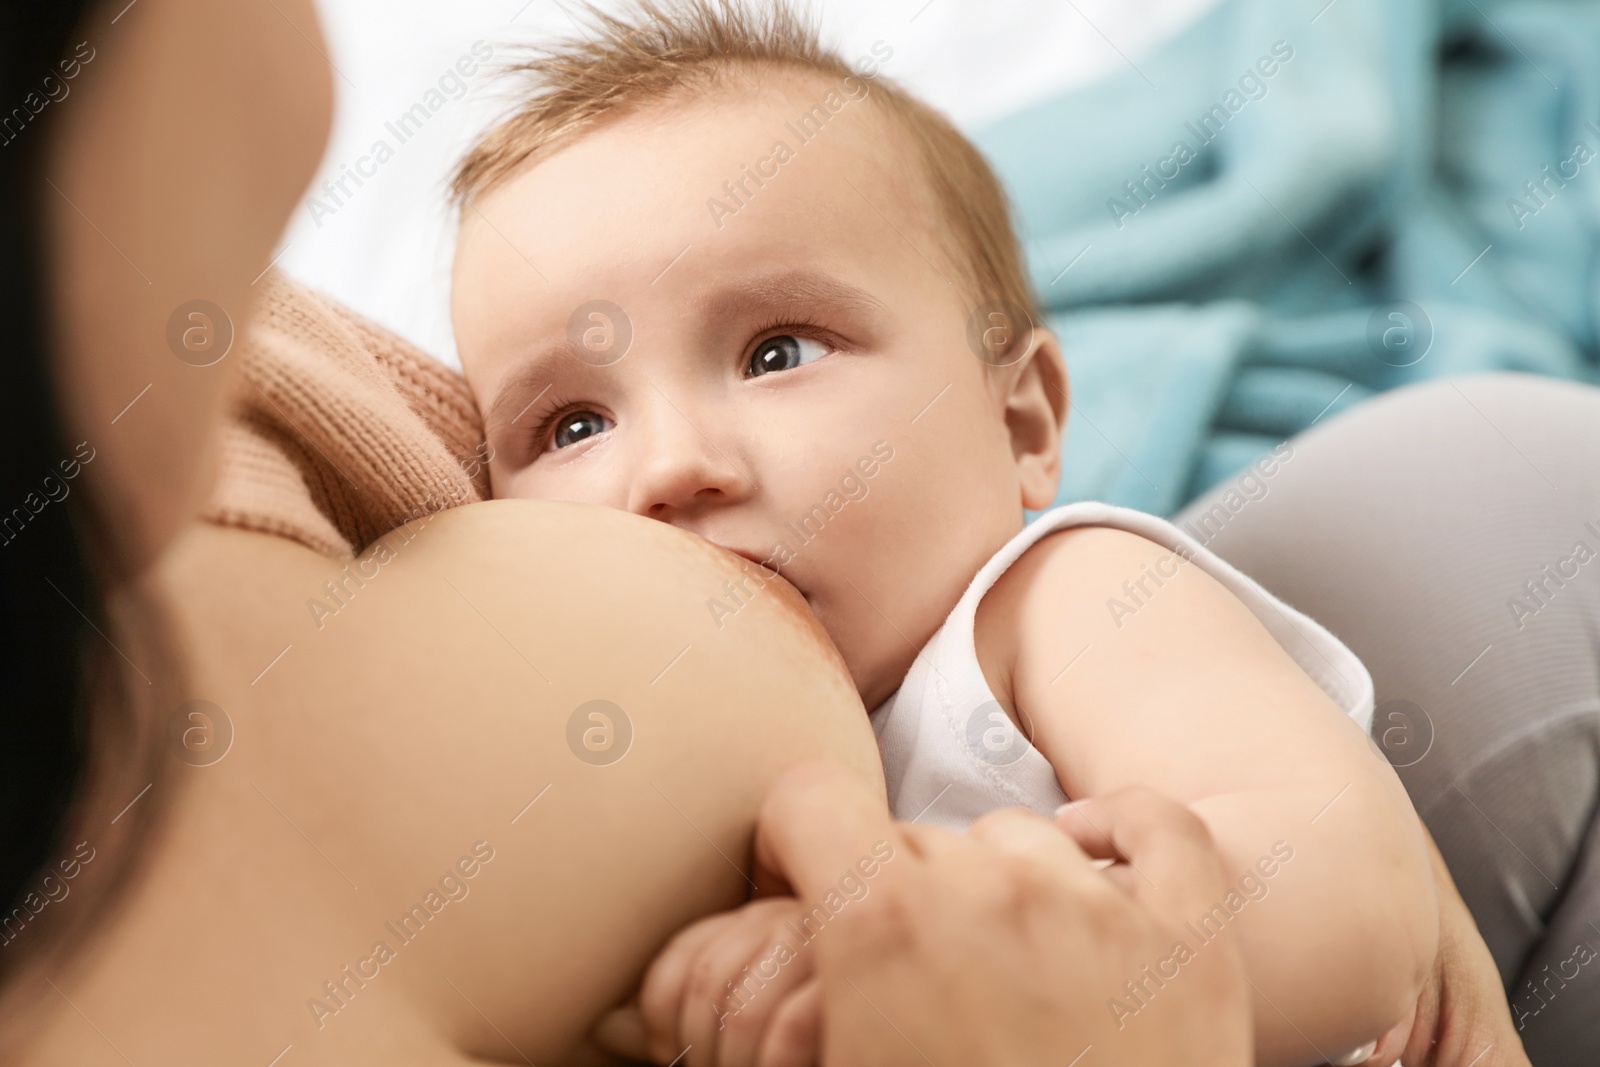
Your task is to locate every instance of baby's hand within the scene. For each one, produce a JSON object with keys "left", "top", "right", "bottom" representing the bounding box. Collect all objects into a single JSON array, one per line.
[{"left": 605, "top": 897, "right": 822, "bottom": 1067}]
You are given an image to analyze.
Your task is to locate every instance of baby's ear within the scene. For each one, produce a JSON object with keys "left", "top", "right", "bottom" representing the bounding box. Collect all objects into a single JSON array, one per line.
[{"left": 1001, "top": 326, "right": 1067, "bottom": 512}]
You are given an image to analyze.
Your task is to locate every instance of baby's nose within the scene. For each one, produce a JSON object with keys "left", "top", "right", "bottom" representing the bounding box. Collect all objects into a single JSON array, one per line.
[{"left": 625, "top": 395, "right": 753, "bottom": 520}]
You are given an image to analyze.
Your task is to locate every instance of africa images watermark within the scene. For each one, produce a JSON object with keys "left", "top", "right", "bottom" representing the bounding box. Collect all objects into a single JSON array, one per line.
[
  {"left": 705, "top": 40, "right": 893, "bottom": 230},
  {"left": 1107, "top": 40, "right": 1295, "bottom": 229},
  {"left": 0, "top": 841, "right": 97, "bottom": 949},
  {"left": 1106, "top": 840, "right": 1295, "bottom": 1030},
  {"left": 567, "top": 698, "right": 633, "bottom": 767},
  {"left": 705, "top": 440, "right": 895, "bottom": 630},
  {"left": 2, "top": 40, "right": 95, "bottom": 148},
  {"left": 306, "top": 40, "right": 496, "bottom": 229},
  {"left": 1106, "top": 442, "right": 1296, "bottom": 629},
  {"left": 715, "top": 840, "right": 896, "bottom": 1031},
  {"left": 1506, "top": 517, "right": 1600, "bottom": 632},
  {"left": 1103, "top": 540, "right": 1199, "bottom": 630},
  {"left": 1178, "top": 440, "right": 1295, "bottom": 546},
  {"left": 306, "top": 840, "right": 496, "bottom": 1030},
  {"left": 1507, "top": 120, "right": 1600, "bottom": 231},
  {"left": 1, "top": 440, "right": 96, "bottom": 548},
  {"left": 1512, "top": 938, "right": 1597, "bottom": 1032}
]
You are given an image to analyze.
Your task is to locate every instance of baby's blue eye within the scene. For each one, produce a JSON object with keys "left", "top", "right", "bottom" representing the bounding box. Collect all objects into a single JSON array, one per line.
[
  {"left": 749, "top": 335, "right": 828, "bottom": 377},
  {"left": 551, "top": 410, "right": 610, "bottom": 450}
]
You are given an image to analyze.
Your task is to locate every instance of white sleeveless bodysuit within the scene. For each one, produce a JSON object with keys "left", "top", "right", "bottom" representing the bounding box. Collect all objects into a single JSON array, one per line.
[{"left": 869, "top": 502, "right": 1376, "bottom": 830}]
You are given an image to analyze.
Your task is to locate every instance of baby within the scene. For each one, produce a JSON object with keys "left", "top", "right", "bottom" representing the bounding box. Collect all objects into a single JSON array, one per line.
[{"left": 447, "top": 3, "right": 1436, "bottom": 1065}]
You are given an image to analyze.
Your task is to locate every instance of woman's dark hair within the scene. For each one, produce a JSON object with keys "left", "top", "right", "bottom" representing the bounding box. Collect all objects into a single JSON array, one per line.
[{"left": 0, "top": 0, "right": 134, "bottom": 981}]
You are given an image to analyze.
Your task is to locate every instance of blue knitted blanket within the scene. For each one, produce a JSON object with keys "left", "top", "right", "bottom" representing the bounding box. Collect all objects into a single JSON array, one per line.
[{"left": 974, "top": 0, "right": 1600, "bottom": 515}]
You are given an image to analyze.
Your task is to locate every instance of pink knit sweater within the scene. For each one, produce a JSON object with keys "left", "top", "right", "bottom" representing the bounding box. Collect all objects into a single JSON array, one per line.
[{"left": 204, "top": 271, "right": 489, "bottom": 558}]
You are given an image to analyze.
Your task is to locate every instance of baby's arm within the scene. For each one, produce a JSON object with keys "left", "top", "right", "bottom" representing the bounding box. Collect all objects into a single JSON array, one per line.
[{"left": 975, "top": 526, "right": 1437, "bottom": 1067}]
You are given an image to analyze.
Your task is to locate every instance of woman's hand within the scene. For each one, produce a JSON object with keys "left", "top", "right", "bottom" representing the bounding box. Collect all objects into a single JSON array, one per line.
[
  {"left": 772, "top": 768, "right": 1256, "bottom": 1066},
  {"left": 1336, "top": 827, "right": 1531, "bottom": 1067},
  {"left": 602, "top": 764, "right": 1255, "bottom": 1067}
]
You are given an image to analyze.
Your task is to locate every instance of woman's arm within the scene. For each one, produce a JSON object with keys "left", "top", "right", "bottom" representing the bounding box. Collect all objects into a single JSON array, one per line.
[
  {"left": 978, "top": 526, "right": 1438, "bottom": 1067},
  {"left": 46, "top": 0, "right": 333, "bottom": 570}
]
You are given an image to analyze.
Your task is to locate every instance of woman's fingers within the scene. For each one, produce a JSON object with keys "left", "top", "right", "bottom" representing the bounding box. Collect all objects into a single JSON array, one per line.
[
  {"left": 753, "top": 762, "right": 899, "bottom": 907},
  {"left": 1055, "top": 786, "right": 1230, "bottom": 915},
  {"left": 746, "top": 763, "right": 1254, "bottom": 1066},
  {"left": 1353, "top": 1007, "right": 1412, "bottom": 1067},
  {"left": 966, "top": 806, "right": 1121, "bottom": 906},
  {"left": 1400, "top": 827, "right": 1534, "bottom": 1067}
]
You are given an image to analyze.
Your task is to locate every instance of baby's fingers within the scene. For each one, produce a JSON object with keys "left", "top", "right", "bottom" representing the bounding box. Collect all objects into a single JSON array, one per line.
[
  {"left": 715, "top": 917, "right": 816, "bottom": 1066},
  {"left": 591, "top": 1003, "right": 650, "bottom": 1061},
  {"left": 757, "top": 978, "right": 822, "bottom": 1067},
  {"left": 682, "top": 900, "right": 811, "bottom": 1067}
]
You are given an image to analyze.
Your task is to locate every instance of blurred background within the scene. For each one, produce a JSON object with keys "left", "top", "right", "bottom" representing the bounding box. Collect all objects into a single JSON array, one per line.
[{"left": 280, "top": 0, "right": 1600, "bottom": 517}]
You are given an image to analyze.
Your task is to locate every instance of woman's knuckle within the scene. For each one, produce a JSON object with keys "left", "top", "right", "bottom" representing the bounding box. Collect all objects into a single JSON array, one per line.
[
  {"left": 1081, "top": 879, "right": 1134, "bottom": 932},
  {"left": 848, "top": 877, "right": 916, "bottom": 945},
  {"left": 991, "top": 851, "right": 1050, "bottom": 907}
]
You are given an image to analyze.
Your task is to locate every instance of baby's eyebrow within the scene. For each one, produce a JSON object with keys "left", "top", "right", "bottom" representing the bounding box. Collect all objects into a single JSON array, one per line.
[
  {"left": 486, "top": 352, "right": 564, "bottom": 437},
  {"left": 697, "top": 268, "right": 888, "bottom": 321}
]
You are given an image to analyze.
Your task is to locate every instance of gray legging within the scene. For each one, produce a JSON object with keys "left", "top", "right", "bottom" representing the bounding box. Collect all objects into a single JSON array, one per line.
[{"left": 1176, "top": 372, "right": 1600, "bottom": 1066}]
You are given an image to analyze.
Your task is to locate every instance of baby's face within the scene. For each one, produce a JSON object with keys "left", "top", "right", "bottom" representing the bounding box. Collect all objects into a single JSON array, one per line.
[{"left": 453, "top": 70, "right": 1063, "bottom": 708}]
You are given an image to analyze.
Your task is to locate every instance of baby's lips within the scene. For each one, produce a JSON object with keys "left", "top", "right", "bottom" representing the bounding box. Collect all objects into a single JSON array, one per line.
[
  {"left": 722, "top": 543, "right": 784, "bottom": 581},
  {"left": 721, "top": 542, "right": 828, "bottom": 631},
  {"left": 705, "top": 538, "right": 803, "bottom": 598}
]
